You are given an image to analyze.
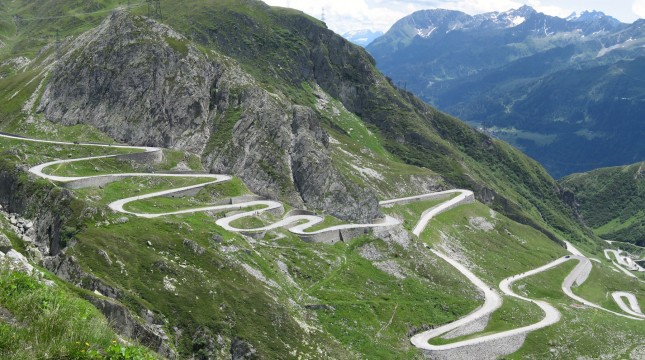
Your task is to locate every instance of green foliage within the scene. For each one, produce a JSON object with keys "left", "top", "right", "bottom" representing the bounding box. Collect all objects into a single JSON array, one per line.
[
  {"left": 381, "top": 195, "right": 456, "bottom": 231},
  {"left": 304, "top": 215, "right": 346, "bottom": 232},
  {"left": 164, "top": 36, "right": 188, "bottom": 57},
  {"left": 204, "top": 103, "right": 243, "bottom": 155},
  {"left": 509, "top": 261, "right": 645, "bottom": 358},
  {"left": 0, "top": 269, "right": 155, "bottom": 359},
  {"left": 0, "top": 2, "right": 638, "bottom": 358},
  {"left": 561, "top": 162, "right": 645, "bottom": 246},
  {"left": 122, "top": 178, "right": 250, "bottom": 214}
]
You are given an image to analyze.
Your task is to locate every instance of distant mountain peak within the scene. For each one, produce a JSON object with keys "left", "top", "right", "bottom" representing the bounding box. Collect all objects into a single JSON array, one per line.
[
  {"left": 566, "top": 10, "right": 621, "bottom": 24},
  {"left": 490, "top": 6, "right": 538, "bottom": 28},
  {"left": 341, "top": 29, "right": 384, "bottom": 47},
  {"left": 511, "top": 5, "right": 538, "bottom": 16}
]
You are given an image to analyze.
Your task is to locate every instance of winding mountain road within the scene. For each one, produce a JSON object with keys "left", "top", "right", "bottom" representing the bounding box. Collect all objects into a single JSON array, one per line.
[
  {"left": 1, "top": 133, "right": 404, "bottom": 239},
  {"left": 3, "top": 133, "right": 643, "bottom": 356},
  {"left": 612, "top": 292, "right": 645, "bottom": 318},
  {"left": 604, "top": 249, "right": 645, "bottom": 274}
]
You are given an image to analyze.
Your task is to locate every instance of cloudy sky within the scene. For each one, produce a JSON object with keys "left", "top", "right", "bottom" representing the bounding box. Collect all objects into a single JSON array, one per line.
[{"left": 262, "top": 0, "right": 644, "bottom": 34}]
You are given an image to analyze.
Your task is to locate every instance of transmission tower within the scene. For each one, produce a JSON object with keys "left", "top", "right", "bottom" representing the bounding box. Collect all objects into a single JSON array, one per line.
[
  {"left": 55, "top": 29, "right": 62, "bottom": 59},
  {"left": 321, "top": 7, "right": 326, "bottom": 22},
  {"left": 147, "top": 0, "right": 162, "bottom": 19}
]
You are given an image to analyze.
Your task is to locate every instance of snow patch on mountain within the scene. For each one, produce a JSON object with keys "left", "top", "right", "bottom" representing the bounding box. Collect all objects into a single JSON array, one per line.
[
  {"left": 416, "top": 26, "right": 437, "bottom": 38},
  {"left": 510, "top": 16, "right": 526, "bottom": 27}
]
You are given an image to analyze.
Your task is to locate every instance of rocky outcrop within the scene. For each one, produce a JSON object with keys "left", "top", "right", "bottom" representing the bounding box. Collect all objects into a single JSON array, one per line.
[
  {"left": 38, "top": 11, "right": 214, "bottom": 154},
  {"left": 0, "top": 233, "right": 11, "bottom": 253},
  {"left": 44, "top": 253, "right": 177, "bottom": 357},
  {"left": 37, "top": 11, "right": 379, "bottom": 222},
  {"left": 87, "top": 296, "right": 176, "bottom": 359},
  {"left": 0, "top": 159, "right": 72, "bottom": 257},
  {"left": 0, "top": 160, "right": 175, "bottom": 356},
  {"left": 230, "top": 338, "right": 258, "bottom": 360}
]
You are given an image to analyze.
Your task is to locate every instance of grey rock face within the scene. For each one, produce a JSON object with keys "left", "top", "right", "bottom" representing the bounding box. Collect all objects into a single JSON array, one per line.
[
  {"left": 0, "top": 234, "right": 11, "bottom": 253},
  {"left": 230, "top": 338, "right": 258, "bottom": 360},
  {"left": 87, "top": 296, "right": 176, "bottom": 359},
  {"left": 38, "top": 11, "right": 213, "bottom": 154},
  {"left": 39, "top": 11, "right": 379, "bottom": 221},
  {"left": 0, "top": 167, "right": 72, "bottom": 257},
  {"left": 290, "top": 106, "right": 379, "bottom": 222}
]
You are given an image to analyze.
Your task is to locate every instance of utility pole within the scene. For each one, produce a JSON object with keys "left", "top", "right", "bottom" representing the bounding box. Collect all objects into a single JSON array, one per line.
[
  {"left": 147, "top": 0, "right": 162, "bottom": 19},
  {"left": 55, "top": 29, "right": 62, "bottom": 59},
  {"left": 155, "top": 0, "right": 162, "bottom": 20}
]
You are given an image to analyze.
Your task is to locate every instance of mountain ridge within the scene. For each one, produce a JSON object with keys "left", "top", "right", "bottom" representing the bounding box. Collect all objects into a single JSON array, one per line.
[
  {"left": 0, "top": 1, "right": 642, "bottom": 359},
  {"left": 367, "top": 5, "right": 645, "bottom": 178},
  {"left": 561, "top": 161, "right": 645, "bottom": 246}
]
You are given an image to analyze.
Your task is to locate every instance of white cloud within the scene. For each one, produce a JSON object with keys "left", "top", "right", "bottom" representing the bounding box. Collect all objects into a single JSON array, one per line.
[
  {"left": 633, "top": 0, "right": 645, "bottom": 18},
  {"left": 448, "top": 0, "right": 522, "bottom": 15},
  {"left": 262, "top": 0, "right": 637, "bottom": 35},
  {"left": 526, "top": 1, "right": 571, "bottom": 18},
  {"left": 263, "top": 0, "right": 413, "bottom": 33}
]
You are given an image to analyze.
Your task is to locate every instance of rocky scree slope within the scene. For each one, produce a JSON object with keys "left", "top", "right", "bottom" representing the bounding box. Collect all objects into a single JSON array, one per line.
[
  {"left": 37, "top": 11, "right": 379, "bottom": 223},
  {"left": 30, "top": 1, "right": 590, "bottom": 246}
]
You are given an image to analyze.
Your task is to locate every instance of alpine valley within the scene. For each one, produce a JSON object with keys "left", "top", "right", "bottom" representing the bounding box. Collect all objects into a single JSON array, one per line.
[
  {"left": 367, "top": 6, "right": 645, "bottom": 178},
  {"left": 0, "top": 1, "right": 643, "bottom": 360}
]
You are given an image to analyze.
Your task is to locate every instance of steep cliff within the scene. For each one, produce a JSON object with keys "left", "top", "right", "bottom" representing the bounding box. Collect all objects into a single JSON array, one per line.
[
  {"left": 0, "top": 1, "right": 640, "bottom": 359},
  {"left": 37, "top": 11, "right": 379, "bottom": 222},
  {"left": 30, "top": 4, "right": 588, "bottom": 243}
]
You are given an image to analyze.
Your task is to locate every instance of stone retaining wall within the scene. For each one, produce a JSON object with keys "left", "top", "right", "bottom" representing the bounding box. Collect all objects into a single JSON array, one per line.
[
  {"left": 381, "top": 191, "right": 453, "bottom": 207},
  {"left": 299, "top": 230, "right": 342, "bottom": 244},
  {"left": 161, "top": 187, "right": 203, "bottom": 198},
  {"left": 424, "top": 332, "right": 527, "bottom": 360},
  {"left": 285, "top": 209, "right": 315, "bottom": 217},
  {"left": 116, "top": 150, "right": 163, "bottom": 164},
  {"left": 65, "top": 175, "right": 130, "bottom": 189}
]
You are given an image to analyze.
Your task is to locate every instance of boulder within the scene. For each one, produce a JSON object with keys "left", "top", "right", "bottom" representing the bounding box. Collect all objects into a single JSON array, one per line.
[{"left": 0, "top": 234, "right": 11, "bottom": 253}]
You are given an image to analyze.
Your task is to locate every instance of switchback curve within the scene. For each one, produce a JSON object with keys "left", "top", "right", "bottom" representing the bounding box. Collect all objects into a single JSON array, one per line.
[{"left": 3, "top": 133, "right": 642, "bottom": 358}]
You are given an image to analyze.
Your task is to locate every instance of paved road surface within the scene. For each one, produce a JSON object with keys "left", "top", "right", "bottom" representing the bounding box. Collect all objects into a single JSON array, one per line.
[{"left": 4, "top": 132, "right": 643, "bottom": 355}]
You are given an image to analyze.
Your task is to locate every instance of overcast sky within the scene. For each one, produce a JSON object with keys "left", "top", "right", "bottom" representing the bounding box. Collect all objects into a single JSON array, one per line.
[{"left": 262, "top": 0, "right": 644, "bottom": 34}]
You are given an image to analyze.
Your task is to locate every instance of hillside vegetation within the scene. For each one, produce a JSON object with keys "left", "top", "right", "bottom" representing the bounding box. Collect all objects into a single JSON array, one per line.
[
  {"left": 0, "top": 0, "right": 642, "bottom": 359},
  {"left": 561, "top": 162, "right": 645, "bottom": 246}
]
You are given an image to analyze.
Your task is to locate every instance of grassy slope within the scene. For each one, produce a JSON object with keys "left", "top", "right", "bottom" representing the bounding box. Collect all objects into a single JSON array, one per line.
[
  {"left": 3, "top": 126, "right": 645, "bottom": 358},
  {"left": 509, "top": 261, "right": 645, "bottom": 359},
  {"left": 0, "top": 136, "right": 480, "bottom": 358},
  {"left": 0, "top": 0, "right": 592, "bottom": 250},
  {"left": 395, "top": 202, "right": 644, "bottom": 351},
  {"left": 0, "top": 223, "right": 155, "bottom": 359},
  {"left": 0, "top": 0, "right": 641, "bottom": 358},
  {"left": 561, "top": 162, "right": 645, "bottom": 246}
]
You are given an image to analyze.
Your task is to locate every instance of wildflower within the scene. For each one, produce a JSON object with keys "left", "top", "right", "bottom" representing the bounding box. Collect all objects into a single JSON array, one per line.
[
  {"left": 112, "top": 340, "right": 117, "bottom": 344},
  {"left": 85, "top": 342, "right": 90, "bottom": 347}
]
